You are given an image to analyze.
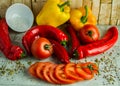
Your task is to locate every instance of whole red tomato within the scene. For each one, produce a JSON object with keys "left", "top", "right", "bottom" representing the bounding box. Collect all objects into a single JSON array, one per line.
[
  {"left": 31, "top": 37, "right": 53, "bottom": 59},
  {"left": 78, "top": 24, "right": 100, "bottom": 44}
]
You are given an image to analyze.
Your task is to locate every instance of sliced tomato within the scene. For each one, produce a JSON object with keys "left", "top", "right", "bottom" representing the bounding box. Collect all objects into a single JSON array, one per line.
[
  {"left": 54, "top": 64, "right": 76, "bottom": 84},
  {"left": 64, "top": 63, "right": 84, "bottom": 81},
  {"left": 80, "top": 62, "right": 99, "bottom": 74},
  {"left": 42, "top": 63, "right": 56, "bottom": 84},
  {"left": 28, "top": 62, "right": 39, "bottom": 78},
  {"left": 49, "top": 64, "right": 62, "bottom": 84},
  {"left": 36, "top": 62, "right": 51, "bottom": 80},
  {"left": 75, "top": 63, "right": 94, "bottom": 80}
]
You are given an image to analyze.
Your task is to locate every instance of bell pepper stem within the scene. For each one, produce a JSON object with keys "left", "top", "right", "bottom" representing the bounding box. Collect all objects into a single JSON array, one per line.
[
  {"left": 81, "top": 5, "right": 88, "bottom": 24},
  {"left": 58, "top": 0, "right": 70, "bottom": 12}
]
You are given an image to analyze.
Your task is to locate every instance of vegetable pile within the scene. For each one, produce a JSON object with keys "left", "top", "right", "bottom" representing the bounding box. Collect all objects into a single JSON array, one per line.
[
  {"left": 28, "top": 61, "right": 98, "bottom": 84},
  {"left": 0, "top": 0, "right": 119, "bottom": 85}
]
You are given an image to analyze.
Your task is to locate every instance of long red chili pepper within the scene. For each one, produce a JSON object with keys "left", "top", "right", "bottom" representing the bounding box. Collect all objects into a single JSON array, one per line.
[
  {"left": 49, "top": 39, "right": 70, "bottom": 63},
  {"left": 22, "top": 25, "right": 68, "bottom": 55},
  {"left": 66, "top": 25, "right": 80, "bottom": 57},
  {"left": 73, "top": 26, "right": 118, "bottom": 59},
  {"left": 0, "top": 18, "right": 25, "bottom": 60}
]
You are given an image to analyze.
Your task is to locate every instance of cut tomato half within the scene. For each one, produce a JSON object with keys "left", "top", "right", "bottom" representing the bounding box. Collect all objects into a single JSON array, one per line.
[
  {"left": 42, "top": 63, "right": 56, "bottom": 84},
  {"left": 64, "top": 63, "right": 84, "bottom": 81},
  {"left": 80, "top": 62, "right": 99, "bottom": 74},
  {"left": 36, "top": 62, "right": 51, "bottom": 80},
  {"left": 48, "top": 64, "right": 62, "bottom": 84},
  {"left": 75, "top": 63, "right": 94, "bottom": 80},
  {"left": 54, "top": 64, "right": 76, "bottom": 84},
  {"left": 28, "top": 62, "right": 39, "bottom": 78}
]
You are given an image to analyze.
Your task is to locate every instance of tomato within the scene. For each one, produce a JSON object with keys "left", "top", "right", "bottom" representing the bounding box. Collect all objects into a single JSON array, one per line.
[
  {"left": 42, "top": 63, "right": 56, "bottom": 84},
  {"left": 54, "top": 64, "right": 76, "bottom": 84},
  {"left": 80, "top": 62, "right": 99, "bottom": 74},
  {"left": 75, "top": 63, "right": 94, "bottom": 80},
  {"left": 36, "top": 62, "right": 51, "bottom": 80},
  {"left": 31, "top": 37, "right": 53, "bottom": 59},
  {"left": 64, "top": 63, "right": 84, "bottom": 81},
  {"left": 49, "top": 64, "right": 62, "bottom": 84},
  {"left": 28, "top": 62, "right": 39, "bottom": 78},
  {"left": 79, "top": 24, "right": 100, "bottom": 44}
]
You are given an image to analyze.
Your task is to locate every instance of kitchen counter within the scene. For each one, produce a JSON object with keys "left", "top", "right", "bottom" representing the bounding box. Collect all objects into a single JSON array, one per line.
[{"left": 0, "top": 25, "right": 120, "bottom": 86}]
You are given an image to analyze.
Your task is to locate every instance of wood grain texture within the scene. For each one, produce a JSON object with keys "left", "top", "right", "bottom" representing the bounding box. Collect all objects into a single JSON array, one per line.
[
  {"left": 101, "top": 0, "right": 112, "bottom": 4},
  {"left": 83, "top": 0, "right": 92, "bottom": 9},
  {"left": 0, "top": 0, "right": 120, "bottom": 25},
  {"left": 0, "top": 0, "right": 11, "bottom": 17},
  {"left": 11, "top": 0, "right": 31, "bottom": 8},
  {"left": 110, "top": 0, "right": 120, "bottom": 25},
  {"left": 92, "top": 0, "right": 100, "bottom": 22},
  {"left": 31, "top": 0, "right": 46, "bottom": 17},
  {"left": 98, "top": 4, "right": 112, "bottom": 25}
]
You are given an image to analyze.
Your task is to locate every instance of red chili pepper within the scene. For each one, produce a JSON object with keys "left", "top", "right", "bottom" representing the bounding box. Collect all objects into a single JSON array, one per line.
[
  {"left": 0, "top": 18, "right": 25, "bottom": 60},
  {"left": 22, "top": 25, "right": 68, "bottom": 55},
  {"left": 66, "top": 25, "right": 80, "bottom": 57},
  {"left": 49, "top": 39, "right": 70, "bottom": 63},
  {"left": 73, "top": 26, "right": 118, "bottom": 59}
]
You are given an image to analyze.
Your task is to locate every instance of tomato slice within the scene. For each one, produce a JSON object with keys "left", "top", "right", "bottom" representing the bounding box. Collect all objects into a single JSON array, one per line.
[
  {"left": 75, "top": 63, "right": 94, "bottom": 80},
  {"left": 36, "top": 62, "right": 51, "bottom": 80},
  {"left": 49, "top": 64, "right": 62, "bottom": 84},
  {"left": 54, "top": 64, "right": 76, "bottom": 84},
  {"left": 80, "top": 62, "right": 99, "bottom": 74},
  {"left": 64, "top": 63, "right": 84, "bottom": 81},
  {"left": 28, "top": 62, "right": 39, "bottom": 78},
  {"left": 42, "top": 63, "right": 56, "bottom": 84}
]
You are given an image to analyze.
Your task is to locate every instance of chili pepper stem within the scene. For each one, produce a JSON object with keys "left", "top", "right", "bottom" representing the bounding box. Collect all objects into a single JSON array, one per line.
[
  {"left": 73, "top": 50, "right": 79, "bottom": 59},
  {"left": 60, "top": 41, "right": 67, "bottom": 46},
  {"left": 81, "top": 5, "right": 88, "bottom": 24},
  {"left": 20, "top": 52, "right": 26, "bottom": 58},
  {"left": 57, "top": 0, "right": 70, "bottom": 12}
]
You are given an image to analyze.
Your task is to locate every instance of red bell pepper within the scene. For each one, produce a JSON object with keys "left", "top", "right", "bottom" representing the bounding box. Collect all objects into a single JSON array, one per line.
[
  {"left": 0, "top": 18, "right": 25, "bottom": 60},
  {"left": 22, "top": 25, "right": 68, "bottom": 55},
  {"left": 49, "top": 39, "right": 70, "bottom": 63},
  {"left": 73, "top": 26, "right": 118, "bottom": 59}
]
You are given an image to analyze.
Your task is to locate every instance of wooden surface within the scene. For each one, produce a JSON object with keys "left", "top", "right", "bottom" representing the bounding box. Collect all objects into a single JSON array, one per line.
[{"left": 0, "top": 0, "right": 120, "bottom": 25}]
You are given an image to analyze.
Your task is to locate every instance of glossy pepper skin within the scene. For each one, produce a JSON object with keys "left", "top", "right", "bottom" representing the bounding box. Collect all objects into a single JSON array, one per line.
[
  {"left": 66, "top": 25, "right": 80, "bottom": 57},
  {"left": 0, "top": 18, "right": 25, "bottom": 60},
  {"left": 36, "top": 0, "right": 70, "bottom": 27},
  {"left": 22, "top": 25, "right": 68, "bottom": 55},
  {"left": 70, "top": 5, "right": 97, "bottom": 31},
  {"left": 49, "top": 39, "right": 70, "bottom": 63},
  {"left": 73, "top": 26, "right": 118, "bottom": 59}
]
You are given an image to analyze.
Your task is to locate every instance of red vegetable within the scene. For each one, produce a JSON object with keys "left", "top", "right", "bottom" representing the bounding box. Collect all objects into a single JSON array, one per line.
[
  {"left": 0, "top": 18, "right": 25, "bottom": 60},
  {"left": 73, "top": 26, "right": 118, "bottom": 59},
  {"left": 78, "top": 24, "right": 100, "bottom": 44},
  {"left": 22, "top": 25, "right": 68, "bottom": 55},
  {"left": 31, "top": 37, "right": 53, "bottom": 59},
  {"left": 49, "top": 39, "right": 70, "bottom": 63},
  {"left": 66, "top": 25, "right": 80, "bottom": 57}
]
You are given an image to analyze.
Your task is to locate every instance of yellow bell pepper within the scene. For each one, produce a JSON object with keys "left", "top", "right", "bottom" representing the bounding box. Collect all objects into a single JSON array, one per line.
[
  {"left": 36, "top": 0, "right": 70, "bottom": 27},
  {"left": 70, "top": 5, "right": 97, "bottom": 31}
]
